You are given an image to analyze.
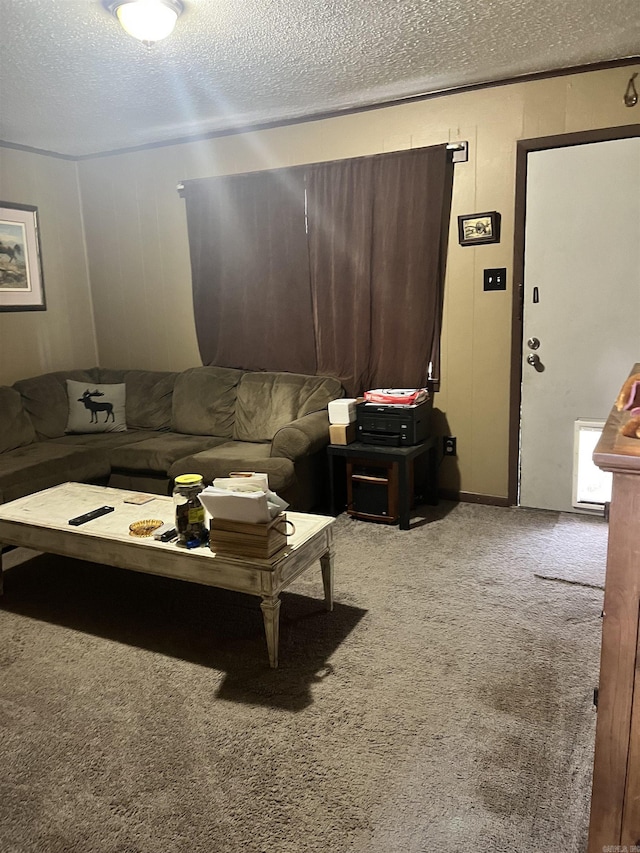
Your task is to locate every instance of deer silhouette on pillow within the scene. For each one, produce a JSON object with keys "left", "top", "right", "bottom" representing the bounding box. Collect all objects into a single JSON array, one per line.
[{"left": 78, "top": 389, "right": 115, "bottom": 424}]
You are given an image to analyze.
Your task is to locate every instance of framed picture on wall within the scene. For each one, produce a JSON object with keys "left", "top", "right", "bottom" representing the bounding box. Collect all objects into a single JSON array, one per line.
[
  {"left": 457, "top": 211, "right": 501, "bottom": 246},
  {"left": 0, "top": 201, "right": 46, "bottom": 312}
]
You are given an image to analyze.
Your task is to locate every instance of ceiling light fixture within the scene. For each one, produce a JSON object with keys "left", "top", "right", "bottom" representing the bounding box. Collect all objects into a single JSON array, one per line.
[{"left": 106, "top": 0, "right": 184, "bottom": 46}]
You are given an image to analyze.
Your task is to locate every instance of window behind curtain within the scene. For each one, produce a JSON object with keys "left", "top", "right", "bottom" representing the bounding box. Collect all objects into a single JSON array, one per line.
[
  {"left": 305, "top": 156, "right": 375, "bottom": 395},
  {"left": 182, "top": 144, "right": 453, "bottom": 395},
  {"left": 183, "top": 167, "right": 316, "bottom": 374},
  {"left": 307, "top": 145, "right": 452, "bottom": 394}
]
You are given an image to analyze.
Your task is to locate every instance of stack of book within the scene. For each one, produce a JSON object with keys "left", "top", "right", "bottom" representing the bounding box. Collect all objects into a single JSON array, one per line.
[{"left": 209, "top": 512, "right": 289, "bottom": 558}]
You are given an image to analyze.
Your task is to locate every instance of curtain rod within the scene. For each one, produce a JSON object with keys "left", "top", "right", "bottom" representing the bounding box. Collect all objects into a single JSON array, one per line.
[
  {"left": 446, "top": 141, "right": 469, "bottom": 162},
  {"left": 177, "top": 140, "right": 469, "bottom": 193}
]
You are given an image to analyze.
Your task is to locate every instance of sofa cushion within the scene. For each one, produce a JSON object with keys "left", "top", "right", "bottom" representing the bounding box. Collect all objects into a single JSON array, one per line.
[
  {"left": 49, "top": 430, "right": 158, "bottom": 449},
  {"left": 0, "top": 386, "right": 37, "bottom": 453},
  {"left": 109, "top": 433, "right": 227, "bottom": 473},
  {"left": 65, "top": 380, "right": 128, "bottom": 434},
  {"left": 12, "top": 369, "right": 99, "bottom": 439},
  {"left": 168, "top": 441, "right": 296, "bottom": 494},
  {"left": 233, "top": 372, "right": 344, "bottom": 442},
  {"left": 0, "top": 443, "right": 110, "bottom": 504},
  {"left": 98, "top": 369, "right": 177, "bottom": 431},
  {"left": 171, "top": 366, "right": 244, "bottom": 437}
]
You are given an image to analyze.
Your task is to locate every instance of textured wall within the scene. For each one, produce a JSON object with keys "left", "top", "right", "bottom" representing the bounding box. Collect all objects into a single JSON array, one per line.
[
  {"left": 73, "top": 65, "right": 638, "bottom": 498},
  {"left": 0, "top": 148, "right": 97, "bottom": 386}
]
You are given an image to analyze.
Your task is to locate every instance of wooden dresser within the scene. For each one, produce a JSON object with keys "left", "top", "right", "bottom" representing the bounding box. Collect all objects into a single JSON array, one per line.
[{"left": 589, "top": 364, "right": 640, "bottom": 850}]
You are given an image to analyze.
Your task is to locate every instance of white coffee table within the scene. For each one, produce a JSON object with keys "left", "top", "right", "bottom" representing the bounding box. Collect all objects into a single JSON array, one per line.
[{"left": 0, "top": 482, "right": 335, "bottom": 668}]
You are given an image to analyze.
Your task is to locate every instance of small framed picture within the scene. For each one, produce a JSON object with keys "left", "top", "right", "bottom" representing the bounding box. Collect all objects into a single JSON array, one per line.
[
  {"left": 0, "top": 201, "right": 46, "bottom": 312},
  {"left": 457, "top": 211, "right": 501, "bottom": 246}
]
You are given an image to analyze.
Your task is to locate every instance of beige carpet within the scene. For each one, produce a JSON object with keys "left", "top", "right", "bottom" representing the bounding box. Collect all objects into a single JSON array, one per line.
[{"left": 0, "top": 502, "right": 605, "bottom": 852}]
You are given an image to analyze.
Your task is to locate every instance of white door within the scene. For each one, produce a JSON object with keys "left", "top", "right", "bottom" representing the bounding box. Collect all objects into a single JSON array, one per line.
[{"left": 519, "top": 137, "right": 640, "bottom": 513}]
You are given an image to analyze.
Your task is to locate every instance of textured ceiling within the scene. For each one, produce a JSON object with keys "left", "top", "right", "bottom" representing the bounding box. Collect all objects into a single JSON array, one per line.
[{"left": 1, "top": 0, "right": 638, "bottom": 157}]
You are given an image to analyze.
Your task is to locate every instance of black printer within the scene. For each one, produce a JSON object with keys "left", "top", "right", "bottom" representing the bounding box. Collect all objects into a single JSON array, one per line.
[{"left": 356, "top": 399, "right": 432, "bottom": 447}]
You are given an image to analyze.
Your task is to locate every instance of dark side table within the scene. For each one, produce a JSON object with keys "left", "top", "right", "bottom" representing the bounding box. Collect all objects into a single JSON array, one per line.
[{"left": 326, "top": 437, "right": 438, "bottom": 530}]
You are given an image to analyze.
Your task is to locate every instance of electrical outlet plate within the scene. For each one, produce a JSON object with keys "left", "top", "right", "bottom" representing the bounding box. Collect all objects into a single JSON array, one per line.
[{"left": 443, "top": 436, "right": 457, "bottom": 456}]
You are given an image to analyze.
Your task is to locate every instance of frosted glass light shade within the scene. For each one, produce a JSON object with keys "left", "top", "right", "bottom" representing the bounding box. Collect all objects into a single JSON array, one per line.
[{"left": 111, "top": 0, "right": 183, "bottom": 44}]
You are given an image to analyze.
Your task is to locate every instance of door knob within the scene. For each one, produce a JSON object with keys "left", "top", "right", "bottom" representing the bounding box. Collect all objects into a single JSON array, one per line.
[
  {"left": 527, "top": 353, "right": 541, "bottom": 366},
  {"left": 527, "top": 337, "right": 540, "bottom": 350}
]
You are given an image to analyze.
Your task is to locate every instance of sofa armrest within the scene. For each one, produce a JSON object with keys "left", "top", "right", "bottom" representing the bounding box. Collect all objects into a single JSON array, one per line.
[{"left": 270, "top": 411, "right": 331, "bottom": 461}]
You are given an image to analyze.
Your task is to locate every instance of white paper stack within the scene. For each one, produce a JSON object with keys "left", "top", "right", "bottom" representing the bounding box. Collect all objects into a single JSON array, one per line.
[
  {"left": 213, "top": 473, "right": 269, "bottom": 491},
  {"left": 198, "top": 475, "right": 288, "bottom": 523}
]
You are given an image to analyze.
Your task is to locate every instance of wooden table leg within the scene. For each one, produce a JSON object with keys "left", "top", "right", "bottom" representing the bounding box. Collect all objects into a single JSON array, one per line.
[
  {"left": 260, "top": 595, "right": 281, "bottom": 668},
  {"left": 320, "top": 548, "right": 334, "bottom": 611},
  {"left": 327, "top": 452, "right": 346, "bottom": 516},
  {"left": 398, "top": 458, "right": 411, "bottom": 530}
]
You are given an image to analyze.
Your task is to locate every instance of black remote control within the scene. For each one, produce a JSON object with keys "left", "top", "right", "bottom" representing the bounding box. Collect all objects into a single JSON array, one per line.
[{"left": 68, "top": 506, "right": 115, "bottom": 526}]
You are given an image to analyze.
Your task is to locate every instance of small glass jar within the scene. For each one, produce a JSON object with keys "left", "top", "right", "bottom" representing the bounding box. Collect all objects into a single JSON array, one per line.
[{"left": 173, "top": 474, "right": 208, "bottom": 548}]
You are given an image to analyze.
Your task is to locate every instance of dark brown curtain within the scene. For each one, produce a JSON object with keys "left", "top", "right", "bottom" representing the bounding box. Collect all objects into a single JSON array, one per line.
[
  {"left": 183, "top": 168, "right": 316, "bottom": 374},
  {"left": 369, "top": 146, "right": 452, "bottom": 390},
  {"left": 305, "top": 157, "right": 374, "bottom": 395},
  {"left": 183, "top": 145, "right": 452, "bottom": 394},
  {"left": 306, "top": 145, "right": 452, "bottom": 395}
]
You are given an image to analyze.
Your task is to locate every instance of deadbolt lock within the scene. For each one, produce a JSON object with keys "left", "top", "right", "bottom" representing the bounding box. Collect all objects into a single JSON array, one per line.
[{"left": 527, "top": 337, "right": 541, "bottom": 350}]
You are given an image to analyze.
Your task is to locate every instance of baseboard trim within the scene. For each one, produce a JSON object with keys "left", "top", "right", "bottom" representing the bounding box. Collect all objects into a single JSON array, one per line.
[{"left": 438, "top": 489, "right": 510, "bottom": 507}]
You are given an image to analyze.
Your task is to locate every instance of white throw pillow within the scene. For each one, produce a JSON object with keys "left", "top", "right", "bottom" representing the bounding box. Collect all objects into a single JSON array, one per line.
[{"left": 65, "top": 380, "right": 127, "bottom": 433}]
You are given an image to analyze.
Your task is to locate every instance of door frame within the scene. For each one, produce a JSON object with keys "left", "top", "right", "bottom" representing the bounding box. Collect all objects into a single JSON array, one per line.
[{"left": 508, "top": 123, "right": 640, "bottom": 505}]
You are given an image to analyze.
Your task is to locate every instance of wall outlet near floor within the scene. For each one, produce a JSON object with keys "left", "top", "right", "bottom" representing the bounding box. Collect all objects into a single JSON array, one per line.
[{"left": 443, "top": 436, "right": 457, "bottom": 456}]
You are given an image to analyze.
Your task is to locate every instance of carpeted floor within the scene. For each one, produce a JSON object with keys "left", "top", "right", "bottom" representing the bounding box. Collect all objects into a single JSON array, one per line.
[{"left": 0, "top": 502, "right": 606, "bottom": 853}]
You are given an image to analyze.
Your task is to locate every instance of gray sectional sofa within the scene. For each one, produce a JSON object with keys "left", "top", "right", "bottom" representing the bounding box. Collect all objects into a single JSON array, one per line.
[{"left": 0, "top": 366, "right": 344, "bottom": 510}]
